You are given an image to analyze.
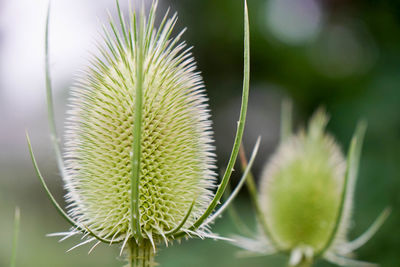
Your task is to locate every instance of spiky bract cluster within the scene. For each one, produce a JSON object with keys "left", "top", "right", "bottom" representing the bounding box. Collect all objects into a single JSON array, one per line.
[
  {"left": 64, "top": 4, "right": 216, "bottom": 244},
  {"left": 260, "top": 111, "right": 346, "bottom": 252},
  {"left": 233, "top": 109, "right": 389, "bottom": 267}
]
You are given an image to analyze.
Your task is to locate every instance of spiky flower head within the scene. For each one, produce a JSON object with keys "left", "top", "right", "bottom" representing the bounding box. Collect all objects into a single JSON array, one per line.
[
  {"left": 27, "top": 1, "right": 251, "bottom": 266},
  {"left": 64, "top": 2, "right": 216, "bottom": 245},
  {"left": 260, "top": 111, "right": 346, "bottom": 254},
  {"left": 234, "top": 107, "right": 389, "bottom": 267}
]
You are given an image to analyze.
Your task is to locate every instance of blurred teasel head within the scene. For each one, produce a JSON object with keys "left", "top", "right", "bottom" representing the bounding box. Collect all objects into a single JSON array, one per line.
[
  {"left": 27, "top": 0, "right": 254, "bottom": 266},
  {"left": 235, "top": 103, "right": 390, "bottom": 267}
]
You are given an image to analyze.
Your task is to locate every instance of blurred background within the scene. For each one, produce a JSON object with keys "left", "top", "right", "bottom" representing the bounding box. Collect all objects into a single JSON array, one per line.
[{"left": 0, "top": 0, "right": 399, "bottom": 266}]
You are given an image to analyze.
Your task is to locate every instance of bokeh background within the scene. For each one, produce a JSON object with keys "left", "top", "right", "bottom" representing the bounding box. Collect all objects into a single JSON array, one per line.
[{"left": 1, "top": 0, "right": 399, "bottom": 266}]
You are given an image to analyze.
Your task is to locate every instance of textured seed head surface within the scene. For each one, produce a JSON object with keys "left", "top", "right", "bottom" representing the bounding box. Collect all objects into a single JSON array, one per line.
[
  {"left": 63, "top": 12, "right": 216, "bottom": 243},
  {"left": 259, "top": 111, "right": 346, "bottom": 252}
]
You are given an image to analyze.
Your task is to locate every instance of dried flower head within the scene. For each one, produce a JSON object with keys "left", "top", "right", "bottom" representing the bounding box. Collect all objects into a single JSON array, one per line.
[
  {"left": 27, "top": 1, "right": 254, "bottom": 266},
  {"left": 234, "top": 104, "right": 390, "bottom": 267}
]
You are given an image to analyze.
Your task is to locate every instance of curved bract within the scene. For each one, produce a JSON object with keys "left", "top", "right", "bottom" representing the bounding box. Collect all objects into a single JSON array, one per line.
[{"left": 27, "top": 0, "right": 253, "bottom": 266}]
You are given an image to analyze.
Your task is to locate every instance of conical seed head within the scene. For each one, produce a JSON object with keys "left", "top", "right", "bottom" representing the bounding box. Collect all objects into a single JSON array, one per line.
[
  {"left": 63, "top": 10, "right": 216, "bottom": 242},
  {"left": 259, "top": 111, "right": 346, "bottom": 252}
]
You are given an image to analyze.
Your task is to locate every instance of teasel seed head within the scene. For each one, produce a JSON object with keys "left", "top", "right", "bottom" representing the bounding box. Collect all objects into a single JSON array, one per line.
[
  {"left": 233, "top": 103, "right": 390, "bottom": 267},
  {"left": 64, "top": 3, "right": 216, "bottom": 245},
  {"left": 260, "top": 111, "right": 346, "bottom": 253}
]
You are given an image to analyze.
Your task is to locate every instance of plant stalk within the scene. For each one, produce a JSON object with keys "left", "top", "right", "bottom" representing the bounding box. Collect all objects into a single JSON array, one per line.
[
  {"left": 289, "top": 260, "right": 313, "bottom": 267},
  {"left": 288, "top": 257, "right": 313, "bottom": 267},
  {"left": 128, "top": 239, "right": 155, "bottom": 267}
]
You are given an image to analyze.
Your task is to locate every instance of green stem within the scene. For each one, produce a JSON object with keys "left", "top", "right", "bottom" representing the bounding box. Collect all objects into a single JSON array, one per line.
[
  {"left": 128, "top": 239, "right": 155, "bottom": 267},
  {"left": 296, "top": 260, "right": 312, "bottom": 267},
  {"left": 10, "top": 207, "right": 20, "bottom": 267},
  {"left": 291, "top": 260, "right": 313, "bottom": 267}
]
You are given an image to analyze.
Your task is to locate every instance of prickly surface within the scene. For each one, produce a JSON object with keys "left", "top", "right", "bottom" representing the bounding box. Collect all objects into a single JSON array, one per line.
[
  {"left": 63, "top": 12, "right": 216, "bottom": 243},
  {"left": 259, "top": 112, "right": 346, "bottom": 252}
]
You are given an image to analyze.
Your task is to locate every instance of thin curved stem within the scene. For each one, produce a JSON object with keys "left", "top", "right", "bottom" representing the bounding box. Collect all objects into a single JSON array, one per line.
[
  {"left": 45, "top": 3, "right": 65, "bottom": 177},
  {"left": 41, "top": 2, "right": 121, "bottom": 246},
  {"left": 204, "top": 137, "right": 261, "bottom": 226},
  {"left": 165, "top": 199, "right": 196, "bottom": 236},
  {"left": 324, "top": 252, "right": 378, "bottom": 267},
  {"left": 341, "top": 207, "right": 391, "bottom": 254},
  {"left": 224, "top": 185, "right": 254, "bottom": 236},
  {"left": 238, "top": 144, "right": 280, "bottom": 249},
  {"left": 174, "top": 0, "right": 250, "bottom": 238},
  {"left": 27, "top": 132, "right": 120, "bottom": 244},
  {"left": 10, "top": 207, "right": 20, "bottom": 267}
]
